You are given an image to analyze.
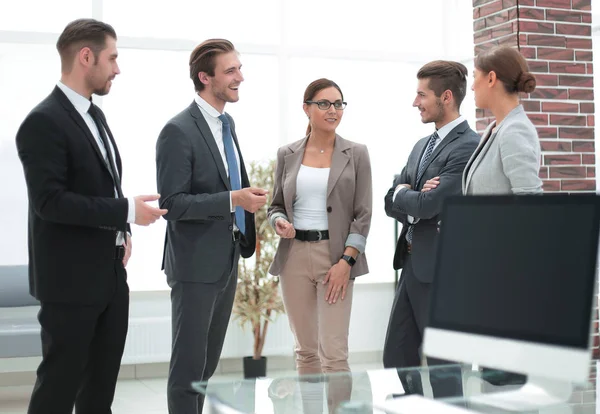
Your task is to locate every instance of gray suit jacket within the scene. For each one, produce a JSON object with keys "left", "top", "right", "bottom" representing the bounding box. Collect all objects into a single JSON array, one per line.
[
  {"left": 156, "top": 102, "right": 256, "bottom": 283},
  {"left": 385, "top": 120, "right": 479, "bottom": 283},
  {"left": 463, "top": 105, "right": 543, "bottom": 195},
  {"left": 267, "top": 135, "right": 372, "bottom": 278}
]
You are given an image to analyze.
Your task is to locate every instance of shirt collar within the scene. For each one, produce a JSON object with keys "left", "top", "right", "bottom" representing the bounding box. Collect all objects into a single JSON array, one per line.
[
  {"left": 436, "top": 115, "right": 466, "bottom": 140},
  {"left": 194, "top": 94, "right": 222, "bottom": 119},
  {"left": 57, "top": 81, "right": 92, "bottom": 114}
]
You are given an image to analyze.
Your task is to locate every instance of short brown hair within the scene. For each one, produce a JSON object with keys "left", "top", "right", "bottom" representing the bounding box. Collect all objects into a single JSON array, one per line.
[
  {"left": 475, "top": 46, "right": 536, "bottom": 94},
  {"left": 417, "top": 61, "right": 468, "bottom": 110},
  {"left": 303, "top": 78, "right": 344, "bottom": 135},
  {"left": 189, "top": 39, "right": 236, "bottom": 92},
  {"left": 56, "top": 19, "right": 116, "bottom": 73}
]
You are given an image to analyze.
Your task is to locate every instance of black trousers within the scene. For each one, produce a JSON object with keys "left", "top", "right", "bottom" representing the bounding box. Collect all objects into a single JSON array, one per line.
[
  {"left": 383, "top": 254, "right": 463, "bottom": 399},
  {"left": 167, "top": 242, "right": 240, "bottom": 414},
  {"left": 28, "top": 260, "right": 129, "bottom": 414}
]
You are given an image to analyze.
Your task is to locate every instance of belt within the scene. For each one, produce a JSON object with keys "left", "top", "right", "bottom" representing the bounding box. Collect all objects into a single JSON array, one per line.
[
  {"left": 115, "top": 245, "right": 125, "bottom": 260},
  {"left": 294, "top": 229, "right": 329, "bottom": 242}
]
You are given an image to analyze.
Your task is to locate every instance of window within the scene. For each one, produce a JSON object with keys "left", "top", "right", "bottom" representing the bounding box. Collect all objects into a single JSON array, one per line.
[{"left": 0, "top": 0, "right": 477, "bottom": 289}]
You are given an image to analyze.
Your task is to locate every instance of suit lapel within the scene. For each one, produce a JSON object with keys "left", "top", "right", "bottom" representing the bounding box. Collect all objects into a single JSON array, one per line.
[
  {"left": 327, "top": 134, "right": 351, "bottom": 197},
  {"left": 283, "top": 138, "right": 306, "bottom": 221},
  {"left": 464, "top": 121, "right": 495, "bottom": 192},
  {"left": 411, "top": 139, "right": 428, "bottom": 187},
  {"left": 188, "top": 102, "right": 231, "bottom": 190},
  {"left": 53, "top": 87, "right": 112, "bottom": 176}
]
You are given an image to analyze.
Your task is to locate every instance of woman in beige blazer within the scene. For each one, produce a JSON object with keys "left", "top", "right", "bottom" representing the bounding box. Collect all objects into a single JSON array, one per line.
[{"left": 267, "top": 78, "right": 372, "bottom": 378}]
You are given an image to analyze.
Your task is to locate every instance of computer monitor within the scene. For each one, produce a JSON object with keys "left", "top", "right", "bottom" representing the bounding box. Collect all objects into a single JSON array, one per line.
[{"left": 423, "top": 195, "right": 600, "bottom": 410}]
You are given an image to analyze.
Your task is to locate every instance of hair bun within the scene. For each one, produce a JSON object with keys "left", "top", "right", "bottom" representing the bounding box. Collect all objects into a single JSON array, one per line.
[{"left": 516, "top": 72, "right": 536, "bottom": 93}]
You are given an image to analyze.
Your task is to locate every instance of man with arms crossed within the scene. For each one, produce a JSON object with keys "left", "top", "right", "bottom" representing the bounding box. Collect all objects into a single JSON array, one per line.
[
  {"left": 383, "top": 60, "right": 479, "bottom": 399},
  {"left": 156, "top": 39, "right": 267, "bottom": 414},
  {"left": 16, "top": 18, "right": 166, "bottom": 414}
]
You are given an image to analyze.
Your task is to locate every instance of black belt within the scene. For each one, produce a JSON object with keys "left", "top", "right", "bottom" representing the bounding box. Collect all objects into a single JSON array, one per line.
[
  {"left": 294, "top": 229, "right": 329, "bottom": 242},
  {"left": 115, "top": 245, "right": 125, "bottom": 260}
]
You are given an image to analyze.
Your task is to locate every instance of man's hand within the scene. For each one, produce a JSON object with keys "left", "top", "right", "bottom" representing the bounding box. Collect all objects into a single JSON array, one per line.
[
  {"left": 232, "top": 187, "right": 268, "bottom": 213},
  {"left": 395, "top": 183, "right": 411, "bottom": 192},
  {"left": 123, "top": 234, "right": 132, "bottom": 268},
  {"left": 275, "top": 218, "right": 295, "bottom": 239},
  {"left": 323, "top": 260, "right": 352, "bottom": 304},
  {"left": 134, "top": 194, "right": 168, "bottom": 226},
  {"left": 421, "top": 177, "right": 440, "bottom": 193}
]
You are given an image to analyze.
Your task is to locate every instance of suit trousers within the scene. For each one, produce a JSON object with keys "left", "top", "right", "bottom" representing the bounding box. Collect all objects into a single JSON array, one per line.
[
  {"left": 28, "top": 260, "right": 129, "bottom": 414},
  {"left": 383, "top": 254, "right": 463, "bottom": 399},
  {"left": 280, "top": 239, "right": 354, "bottom": 375},
  {"left": 167, "top": 241, "right": 240, "bottom": 414}
]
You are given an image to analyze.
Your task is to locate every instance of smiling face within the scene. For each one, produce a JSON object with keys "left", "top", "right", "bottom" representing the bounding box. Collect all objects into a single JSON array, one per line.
[
  {"left": 199, "top": 51, "right": 244, "bottom": 110},
  {"left": 412, "top": 78, "right": 445, "bottom": 125},
  {"left": 303, "top": 86, "right": 344, "bottom": 134}
]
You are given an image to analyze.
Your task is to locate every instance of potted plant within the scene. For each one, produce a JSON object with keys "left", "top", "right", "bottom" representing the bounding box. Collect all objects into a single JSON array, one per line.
[{"left": 233, "top": 159, "right": 286, "bottom": 378}]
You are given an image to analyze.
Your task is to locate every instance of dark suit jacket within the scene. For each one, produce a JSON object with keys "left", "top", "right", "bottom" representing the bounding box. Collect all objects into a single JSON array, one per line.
[
  {"left": 385, "top": 120, "right": 479, "bottom": 283},
  {"left": 156, "top": 102, "right": 256, "bottom": 283},
  {"left": 15, "top": 87, "right": 129, "bottom": 305}
]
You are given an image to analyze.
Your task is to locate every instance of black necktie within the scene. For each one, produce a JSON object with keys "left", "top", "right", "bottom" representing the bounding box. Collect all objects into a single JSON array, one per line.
[{"left": 88, "top": 104, "right": 124, "bottom": 199}]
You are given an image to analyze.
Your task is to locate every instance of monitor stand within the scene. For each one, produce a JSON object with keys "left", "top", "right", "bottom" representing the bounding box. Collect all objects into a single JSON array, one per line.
[{"left": 469, "top": 376, "right": 572, "bottom": 411}]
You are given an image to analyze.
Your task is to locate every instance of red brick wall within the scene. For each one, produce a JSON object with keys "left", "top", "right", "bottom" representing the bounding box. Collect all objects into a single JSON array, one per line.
[{"left": 472, "top": 0, "right": 598, "bottom": 381}]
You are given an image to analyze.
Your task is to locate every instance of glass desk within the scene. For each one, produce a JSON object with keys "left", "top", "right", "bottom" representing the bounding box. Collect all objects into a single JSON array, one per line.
[{"left": 192, "top": 365, "right": 596, "bottom": 414}]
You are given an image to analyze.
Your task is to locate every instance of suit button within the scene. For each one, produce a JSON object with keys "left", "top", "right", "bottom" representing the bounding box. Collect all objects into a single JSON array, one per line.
[
  {"left": 327, "top": 206, "right": 332, "bottom": 213},
  {"left": 228, "top": 225, "right": 233, "bottom": 231}
]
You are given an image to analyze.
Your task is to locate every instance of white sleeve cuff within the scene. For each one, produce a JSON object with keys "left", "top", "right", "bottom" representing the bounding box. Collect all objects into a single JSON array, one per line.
[
  {"left": 230, "top": 192, "right": 235, "bottom": 213},
  {"left": 127, "top": 197, "right": 136, "bottom": 224},
  {"left": 393, "top": 185, "right": 409, "bottom": 202}
]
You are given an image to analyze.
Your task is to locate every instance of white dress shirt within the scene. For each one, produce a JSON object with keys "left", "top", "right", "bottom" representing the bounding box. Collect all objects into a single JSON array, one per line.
[
  {"left": 57, "top": 81, "right": 135, "bottom": 245},
  {"left": 394, "top": 115, "right": 466, "bottom": 223},
  {"left": 194, "top": 94, "right": 241, "bottom": 217}
]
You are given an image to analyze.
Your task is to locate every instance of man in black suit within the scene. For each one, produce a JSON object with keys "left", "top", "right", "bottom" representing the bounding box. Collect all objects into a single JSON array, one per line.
[
  {"left": 383, "top": 61, "right": 479, "bottom": 398},
  {"left": 15, "top": 19, "right": 167, "bottom": 414},
  {"left": 156, "top": 39, "right": 267, "bottom": 414}
]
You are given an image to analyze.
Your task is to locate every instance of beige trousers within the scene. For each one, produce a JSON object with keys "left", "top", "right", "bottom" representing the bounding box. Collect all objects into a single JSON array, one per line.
[{"left": 279, "top": 239, "right": 354, "bottom": 375}]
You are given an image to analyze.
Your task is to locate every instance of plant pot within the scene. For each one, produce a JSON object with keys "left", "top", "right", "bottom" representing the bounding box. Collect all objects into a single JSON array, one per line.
[{"left": 243, "top": 356, "right": 267, "bottom": 379}]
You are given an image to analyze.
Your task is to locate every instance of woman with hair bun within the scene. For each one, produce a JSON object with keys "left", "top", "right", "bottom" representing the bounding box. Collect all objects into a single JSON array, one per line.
[{"left": 461, "top": 45, "right": 543, "bottom": 195}]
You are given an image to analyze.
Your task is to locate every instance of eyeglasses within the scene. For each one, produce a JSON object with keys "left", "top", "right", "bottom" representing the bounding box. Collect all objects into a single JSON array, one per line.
[{"left": 305, "top": 100, "right": 347, "bottom": 110}]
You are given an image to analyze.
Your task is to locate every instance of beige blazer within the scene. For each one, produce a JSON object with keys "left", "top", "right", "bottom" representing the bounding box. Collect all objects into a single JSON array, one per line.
[
  {"left": 267, "top": 134, "right": 372, "bottom": 278},
  {"left": 463, "top": 105, "right": 543, "bottom": 195}
]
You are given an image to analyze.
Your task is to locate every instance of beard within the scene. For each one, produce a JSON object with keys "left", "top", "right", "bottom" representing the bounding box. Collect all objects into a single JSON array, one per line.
[
  {"left": 422, "top": 99, "right": 445, "bottom": 124},
  {"left": 212, "top": 83, "right": 239, "bottom": 103}
]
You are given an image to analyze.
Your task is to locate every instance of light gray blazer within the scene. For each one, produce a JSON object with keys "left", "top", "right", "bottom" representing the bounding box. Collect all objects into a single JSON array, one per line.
[
  {"left": 463, "top": 105, "right": 543, "bottom": 195},
  {"left": 267, "top": 135, "right": 372, "bottom": 278}
]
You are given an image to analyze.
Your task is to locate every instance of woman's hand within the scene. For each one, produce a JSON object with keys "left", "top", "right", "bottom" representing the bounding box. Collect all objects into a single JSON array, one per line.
[
  {"left": 323, "top": 260, "right": 351, "bottom": 304},
  {"left": 421, "top": 176, "right": 440, "bottom": 192},
  {"left": 275, "top": 218, "right": 296, "bottom": 239}
]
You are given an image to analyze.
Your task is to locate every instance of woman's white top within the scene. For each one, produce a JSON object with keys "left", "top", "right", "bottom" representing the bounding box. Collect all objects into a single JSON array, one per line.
[{"left": 293, "top": 165, "right": 330, "bottom": 230}]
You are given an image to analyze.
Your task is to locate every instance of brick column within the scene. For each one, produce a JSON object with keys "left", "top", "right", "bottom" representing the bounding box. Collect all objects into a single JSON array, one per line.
[{"left": 473, "top": 0, "right": 598, "bottom": 382}]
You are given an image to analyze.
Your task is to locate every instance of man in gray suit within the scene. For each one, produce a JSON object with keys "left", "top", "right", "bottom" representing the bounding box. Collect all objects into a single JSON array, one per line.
[
  {"left": 156, "top": 38, "right": 267, "bottom": 414},
  {"left": 383, "top": 61, "right": 479, "bottom": 398}
]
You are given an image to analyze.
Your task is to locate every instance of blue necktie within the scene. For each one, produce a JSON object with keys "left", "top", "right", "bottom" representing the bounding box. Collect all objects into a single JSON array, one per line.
[
  {"left": 406, "top": 131, "right": 439, "bottom": 243},
  {"left": 219, "top": 114, "right": 245, "bottom": 235}
]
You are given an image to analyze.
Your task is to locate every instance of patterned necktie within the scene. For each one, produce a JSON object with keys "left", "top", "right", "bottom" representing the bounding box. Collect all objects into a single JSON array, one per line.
[
  {"left": 406, "top": 131, "right": 439, "bottom": 244},
  {"left": 218, "top": 114, "right": 245, "bottom": 235},
  {"left": 88, "top": 104, "right": 124, "bottom": 199}
]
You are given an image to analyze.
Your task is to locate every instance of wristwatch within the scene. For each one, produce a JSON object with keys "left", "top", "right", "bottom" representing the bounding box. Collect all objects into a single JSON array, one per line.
[{"left": 341, "top": 254, "right": 356, "bottom": 267}]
